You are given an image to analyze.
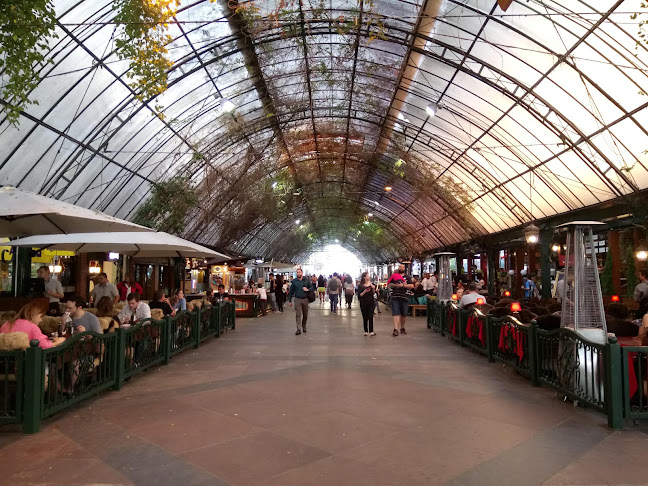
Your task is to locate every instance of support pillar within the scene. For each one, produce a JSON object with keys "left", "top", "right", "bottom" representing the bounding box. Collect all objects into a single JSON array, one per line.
[
  {"left": 12, "top": 247, "right": 31, "bottom": 297},
  {"left": 466, "top": 254, "right": 473, "bottom": 281},
  {"left": 527, "top": 245, "right": 537, "bottom": 278},
  {"left": 173, "top": 257, "right": 183, "bottom": 292},
  {"left": 608, "top": 230, "right": 622, "bottom": 296},
  {"left": 74, "top": 253, "right": 89, "bottom": 300},
  {"left": 487, "top": 248, "right": 497, "bottom": 297},
  {"left": 540, "top": 229, "right": 552, "bottom": 299}
]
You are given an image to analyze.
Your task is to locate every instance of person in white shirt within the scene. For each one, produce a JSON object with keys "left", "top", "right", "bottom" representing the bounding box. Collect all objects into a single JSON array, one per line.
[
  {"left": 460, "top": 283, "right": 481, "bottom": 307},
  {"left": 38, "top": 266, "right": 64, "bottom": 314},
  {"left": 118, "top": 292, "right": 151, "bottom": 325},
  {"left": 257, "top": 283, "right": 268, "bottom": 316},
  {"left": 431, "top": 271, "right": 439, "bottom": 294},
  {"left": 421, "top": 273, "right": 435, "bottom": 294}
]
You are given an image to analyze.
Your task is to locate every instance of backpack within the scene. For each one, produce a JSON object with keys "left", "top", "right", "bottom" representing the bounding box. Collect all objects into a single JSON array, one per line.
[
  {"left": 345, "top": 283, "right": 355, "bottom": 295},
  {"left": 328, "top": 279, "right": 338, "bottom": 291}
]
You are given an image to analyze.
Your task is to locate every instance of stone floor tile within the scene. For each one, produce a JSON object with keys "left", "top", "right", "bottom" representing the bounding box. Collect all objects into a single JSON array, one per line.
[{"left": 180, "top": 430, "right": 331, "bottom": 485}]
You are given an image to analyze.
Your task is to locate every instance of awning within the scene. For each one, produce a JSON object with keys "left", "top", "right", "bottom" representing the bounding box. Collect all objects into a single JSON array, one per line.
[
  {"left": 7, "top": 232, "right": 229, "bottom": 259},
  {"left": 0, "top": 186, "right": 153, "bottom": 237}
]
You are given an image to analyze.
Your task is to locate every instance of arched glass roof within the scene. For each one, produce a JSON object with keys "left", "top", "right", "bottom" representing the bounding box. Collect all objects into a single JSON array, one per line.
[{"left": 1, "top": 0, "right": 647, "bottom": 263}]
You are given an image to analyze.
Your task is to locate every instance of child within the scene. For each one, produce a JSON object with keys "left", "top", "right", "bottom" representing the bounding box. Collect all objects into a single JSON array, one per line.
[{"left": 257, "top": 283, "right": 268, "bottom": 316}]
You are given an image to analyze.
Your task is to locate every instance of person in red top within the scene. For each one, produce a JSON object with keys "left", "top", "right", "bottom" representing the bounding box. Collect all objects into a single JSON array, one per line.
[{"left": 117, "top": 274, "right": 143, "bottom": 302}]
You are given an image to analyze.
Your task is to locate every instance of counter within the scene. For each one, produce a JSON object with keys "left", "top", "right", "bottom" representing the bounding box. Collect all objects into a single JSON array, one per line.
[{"left": 232, "top": 293, "right": 259, "bottom": 318}]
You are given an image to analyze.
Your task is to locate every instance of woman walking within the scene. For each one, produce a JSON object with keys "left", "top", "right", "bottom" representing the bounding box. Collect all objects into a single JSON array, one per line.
[
  {"left": 275, "top": 275, "right": 285, "bottom": 312},
  {"left": 344, "top": 275, "right": 355, "bottom": 309},
  {"left": 358, "top": 272, "right": 376, "bottom": 336},
  {"left": 317, "top": 274, "right": 326, "bottom": 304}
]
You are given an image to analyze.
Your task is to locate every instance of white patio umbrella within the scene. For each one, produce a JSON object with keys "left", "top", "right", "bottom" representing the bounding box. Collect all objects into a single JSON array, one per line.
[
  {"left": 7, "top": 232, "right": 229, "bottom": 259},
  {"left": 0, "top": 186, "right": 152, "bottom": 237}
]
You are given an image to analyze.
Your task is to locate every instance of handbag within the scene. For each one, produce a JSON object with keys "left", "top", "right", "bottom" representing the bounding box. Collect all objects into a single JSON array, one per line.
[{"left": 307, "top": 289, "right": 316, "bottom": 303}]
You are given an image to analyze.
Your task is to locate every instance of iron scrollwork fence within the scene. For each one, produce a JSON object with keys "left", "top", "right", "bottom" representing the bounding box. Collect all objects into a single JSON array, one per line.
[
  {"left": 0, "top": 350, "right": 24, "bottom": 425},
  {"left": 621, "top": 347, "right": 648, "bottom": 420},
  {"left": 170, "top": 311, "right": 197, "bottom": 357},
  {"left": 121, "top": 318, "right": 167, "bottom": 379},
  {"left": 462, "top": 309, "right": 488, "bottom": 355},
  {"left": 41, "top": 331, "right": 118, "bottom": 419},
  {"left": 3, "top": 304, "right": 236, "bottom": 434},
  {"left": 490, "top": 316, "right": 531, "bottom": 376}
]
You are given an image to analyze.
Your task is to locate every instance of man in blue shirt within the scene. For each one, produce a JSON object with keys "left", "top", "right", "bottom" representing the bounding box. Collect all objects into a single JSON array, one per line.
[
  {"left": 288, "top": 268, "right": 314, "bottom": 335},
  {"left": 523, "top": 276, "right": 537, "bottom": 299}
]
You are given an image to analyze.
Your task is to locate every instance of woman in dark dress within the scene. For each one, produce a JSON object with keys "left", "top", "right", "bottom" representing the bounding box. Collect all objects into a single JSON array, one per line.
[
  {"left": 275, "top": 275, "right": 285, "bottom": 312},
  {"left": 357, "top": 272, "right": 376, "bottom": 336}
]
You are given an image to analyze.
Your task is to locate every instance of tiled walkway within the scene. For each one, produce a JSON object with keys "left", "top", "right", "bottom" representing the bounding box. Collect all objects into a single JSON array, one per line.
[{"left": 1, "top": 302, "right": 646, "bottom": 485}]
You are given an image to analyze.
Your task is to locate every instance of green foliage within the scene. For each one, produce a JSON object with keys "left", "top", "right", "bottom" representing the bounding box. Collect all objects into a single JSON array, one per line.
[
  {"left": 600, "top": 250, "right": 615, "bottom": 295},
  {"left": 0, "top": 1, "right": 58, "bottom": 126},
  {"left": 113, "top": 0, "right": 185, "bottom": 118},
  {"left": 624, "top": 243, "right": 639, "bottom": 297},
  {"left": 134, "top": 175, "right": 198, "bottom": 233}
]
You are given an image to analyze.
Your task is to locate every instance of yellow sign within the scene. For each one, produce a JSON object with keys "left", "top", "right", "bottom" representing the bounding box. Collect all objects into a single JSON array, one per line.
[{"left": 0, "top": 246, "right": 75, "bottom": 263}]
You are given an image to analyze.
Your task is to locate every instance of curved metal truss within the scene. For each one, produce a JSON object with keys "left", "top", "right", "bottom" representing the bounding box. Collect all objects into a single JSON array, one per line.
[{"left": 1, "top": 0, "right": 647, "bottom": 263}]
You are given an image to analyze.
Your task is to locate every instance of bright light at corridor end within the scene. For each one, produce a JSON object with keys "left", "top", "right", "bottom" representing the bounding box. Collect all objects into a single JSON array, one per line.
[{"left": 300, "top": 244, "right": 364, "bottom": 278}]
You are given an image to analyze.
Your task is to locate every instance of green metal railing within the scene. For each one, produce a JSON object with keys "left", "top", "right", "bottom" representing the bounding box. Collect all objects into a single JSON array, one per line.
[
  {"left": 462, "top": 310, "right": 489, "bottom": 356},
  {"left": 428, "top": 300, "right": 624, "bottom": 429},
  {"left": 490, "top": 316, "right": 531, "bottom": 376},
  {"left": 119, "top": 317, "right": 167, "bottom": 381},
  {"left": 621, "top": 347, "right": 648, "bottom": 421},
  {"left": 1, "top": 302, "right": 235, "bottom": 434},
  {"left": 536, "top": 327, "right": 607, "bottom": 411},
  {"left": 40, "top": 331, "right": 118, "bottom": 419},
  {"left": 0, "top": 350, "right": 24, "bottom": 425},
  {"left": 218, "top": 301, "right": 236, "bottom": 332}
]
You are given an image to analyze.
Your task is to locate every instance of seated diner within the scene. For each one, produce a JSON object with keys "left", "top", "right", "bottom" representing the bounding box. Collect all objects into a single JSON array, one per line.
[
  {"left": 118, "top": 292, "right": 151, "bottom": 325},
  {"left": 0, "top": 301, "right": 65, "bottom": 348},
  {"left": 63, "top": 296, "right": 102, "bottom": 334},
  {"left": 149, "top": 290, "right": 176, "bottom": 317}
]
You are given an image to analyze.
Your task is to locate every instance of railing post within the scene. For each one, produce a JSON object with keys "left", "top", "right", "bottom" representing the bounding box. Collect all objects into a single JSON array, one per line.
[
  {"left": 458, "top": 309, "right": 465, "bottom": 347},
  {"left": 605, "top": 335, "right": 624, "bottom": 430},
  {"left": 230, "top": 301, "right": 236, "bottom": 330},
  {"left": 194, "top": 308, "right": 201, "bottom": 348},
  {"left": 22, "top": 341, "right": 43, "bottom": 434},
  {"left": 486, "top": 315, "right": 495, "bottom": 362},
  {"left": 440, "top": 303, "right": 446, "bottom": 336},
  {"left": 163, "top": 315, "right": 172, "bottom": 364},
  {"left": 528, "top": 321, "right": 540, "bottom": 386},
  {"left": 427, "top": 299, "right": 433, "bottom": 329},
  {"left": 113, "top": 328, "right": 126, "bottom": 390}
]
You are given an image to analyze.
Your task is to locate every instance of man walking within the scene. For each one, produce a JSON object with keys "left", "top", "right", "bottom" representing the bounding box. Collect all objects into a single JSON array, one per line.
[
  {"left": 288, "top": 268, "right": 313, "bottom": 335},
  {"left": 268, "top": 273, "right": 278, "bottom": 312},
  {"left": 388, "top": 264, "right": 414, "bottom": 336},
  {"left": 327, "top": 272, "right": 342, "bottom": 314},
  {"left": 634, "top": 270, "right": 648, "bottom": 317}
]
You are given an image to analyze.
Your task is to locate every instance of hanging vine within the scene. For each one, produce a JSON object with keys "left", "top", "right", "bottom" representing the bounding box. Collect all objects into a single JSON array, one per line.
[
  {"left": 134, "top": 175, "right": 198, "bottom": 234},
  {"left": 0, "top": 1, "right": 58, "bottom": 126},
  {"left": 113, "top": 0, "right": 185, "bottom": 118}
]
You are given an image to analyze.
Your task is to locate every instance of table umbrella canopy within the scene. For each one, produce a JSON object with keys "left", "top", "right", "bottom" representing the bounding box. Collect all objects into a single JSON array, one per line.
[
  {"left": 0, "top": 186, "right": 152, "bottom": 237},
  {"left": 7, "top": 232, "right": 229, "bottom": 259}
]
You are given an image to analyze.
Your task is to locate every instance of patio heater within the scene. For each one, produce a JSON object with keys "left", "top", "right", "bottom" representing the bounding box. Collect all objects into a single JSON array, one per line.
[
  {"left": 434, "top": 252, "right": 455, "bottom": 301},
  {"left": 557, "top": 221, "right": 607, "bottom": 342},
  {"left": 555, "top": 221, "right": 608, "bottom": 407}
]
